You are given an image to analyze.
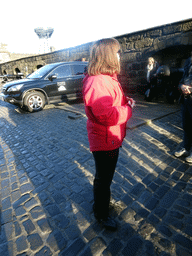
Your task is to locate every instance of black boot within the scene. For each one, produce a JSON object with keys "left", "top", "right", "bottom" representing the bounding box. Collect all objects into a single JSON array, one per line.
[
  {"left": 100, "top": 216, "right": 117, "bottom": 231},
  {"left": 93, "top": 205, "right": 117, "bottom": 231}
]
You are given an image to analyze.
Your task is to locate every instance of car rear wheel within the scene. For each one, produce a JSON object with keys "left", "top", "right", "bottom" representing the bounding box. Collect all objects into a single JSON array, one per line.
[{"left": 24, "top": 91, "right": 45, "bottom": 112}]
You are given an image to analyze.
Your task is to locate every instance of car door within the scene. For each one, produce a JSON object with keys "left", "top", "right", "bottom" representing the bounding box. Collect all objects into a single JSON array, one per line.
[
  {"left": 44, "top": 64, "right": 74, "bottom": 101},
  {"left": 70, "top": 63, "right": 87, "bottom": 97}
]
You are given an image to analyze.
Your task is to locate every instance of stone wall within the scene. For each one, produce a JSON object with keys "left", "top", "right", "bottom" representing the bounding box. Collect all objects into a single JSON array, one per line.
[
  {"left": 0, "top": 43, "right": 35, "bottom": 64},
  {"left": 117, "top": 18, "right": 192, "bottom": 93},
  {"left": 1, "top": 18, "right": 192, "bottom": 93}
]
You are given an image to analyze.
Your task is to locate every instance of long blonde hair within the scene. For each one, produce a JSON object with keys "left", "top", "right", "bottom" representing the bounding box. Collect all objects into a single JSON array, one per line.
[{"left": 88, "top": 38, "right": 121, "bottom": 76}]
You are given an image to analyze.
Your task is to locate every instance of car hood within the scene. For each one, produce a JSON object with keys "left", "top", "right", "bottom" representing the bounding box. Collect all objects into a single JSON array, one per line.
[{"left": 3, "top": 78, "right": 37, "bottom": 89}]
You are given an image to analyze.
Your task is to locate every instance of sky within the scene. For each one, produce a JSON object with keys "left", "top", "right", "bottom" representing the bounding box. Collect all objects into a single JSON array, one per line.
[{"left": 1, "top": 0, "right": 191, "bottom": 54}]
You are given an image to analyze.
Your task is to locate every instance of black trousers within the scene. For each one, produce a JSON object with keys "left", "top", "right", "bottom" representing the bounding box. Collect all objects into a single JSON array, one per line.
[
  {"left": 92, "top": 148, "right": 119, "bottom": 219},
  {"left": 182, "top": 96, "right": 192, "bottom": 151}
]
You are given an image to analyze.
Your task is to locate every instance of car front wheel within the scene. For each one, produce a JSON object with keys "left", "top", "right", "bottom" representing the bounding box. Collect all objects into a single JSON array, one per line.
[{"left": 24, "top": 91, "right": 45, "bottom": 112}]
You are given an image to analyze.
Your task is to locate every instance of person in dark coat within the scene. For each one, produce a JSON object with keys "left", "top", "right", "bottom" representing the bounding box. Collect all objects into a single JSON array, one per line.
[
  {"left": 174, "top": 51, "right": 192, "bottom": 162},
  {"left": 145, "top": 57, "right": 159, "bottom": 101}
]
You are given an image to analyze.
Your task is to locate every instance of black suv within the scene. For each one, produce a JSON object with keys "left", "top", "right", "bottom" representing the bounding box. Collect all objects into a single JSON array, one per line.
[{"left": 0, "top": 61, "right": 87, "bottom": 112}]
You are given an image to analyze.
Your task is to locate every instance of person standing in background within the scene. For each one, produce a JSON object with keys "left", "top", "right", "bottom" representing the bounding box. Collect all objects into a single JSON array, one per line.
[
  {"left": 174, "top": 51, "right": 192, "bottom": 163},
  {"left": 145, "top": 57, "right": 159, "bottom": 101}
]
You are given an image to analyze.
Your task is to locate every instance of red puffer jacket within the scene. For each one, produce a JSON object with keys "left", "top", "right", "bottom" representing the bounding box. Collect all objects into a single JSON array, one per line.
[{"left": 83, "top": 74, "right": 132, "bottom": 151}]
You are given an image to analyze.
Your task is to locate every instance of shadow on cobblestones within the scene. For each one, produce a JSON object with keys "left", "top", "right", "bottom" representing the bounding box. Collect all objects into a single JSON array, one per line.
[{"left": 0, "top": 99, "right": 192, "bottom": 256}]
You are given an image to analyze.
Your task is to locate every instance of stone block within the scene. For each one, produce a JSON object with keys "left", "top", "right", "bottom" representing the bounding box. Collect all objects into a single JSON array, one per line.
[
  {"left": 154, "top": 207, "right": 167, "bottom": 218},
  {"left": 173, "top": 234, "right": 192, "bottom": 251},
  {"left": 159, "top": 190, "right": 179, "bottom": 208},
  {"left": 155, "top": 185, "right": 170, "bottom": 201},
  {"left": 169, "top": 210, "right": 184, "bottom": 219},
  {"left": 28, "top": 171, "right": 38, "bottom": 178},
  {"left": 80, "top": 237, "right": 107, "bottom": 256},
  {"left": 34, "top": 246, "right": 52, "bottom": 256},
  {"left": 37, "top": 218, "right": 52, "bottom": 233},
  {"left": 24, "top": 198, "right": 38, "bottom": 211},
  {"left": 19, "top": 176, "right": 28, "bottom": 185},
  {"left": 138, "top": 190, "right": 152, "bottom": 204},
  {"left": 1, "top": 171, "right": 9, "bottom": 179},
  {"left": 53, "top": 214, "right": 69, "bottom": 230},
  {"left": 118, "top": 223, "right": 135, "bottom": 242},
  {"left": 122, "top": 236, "right": 143, "bottom": 256},
  {"left": 0, "top": 242, "right": 12, "bottom": 256},
  {"left": 103, "top": 238, "right": 123, "bottom": 256},
  {"left": 16, "top": 235, "right": 28, "bottom": 253},
  {"left": 45, "top": 204, "right": 60, "bottom": 217},
  {"left": 2, "top": 196, "right": 11, "bottom": 210},
  {"left": 70, "top": 193, "right": 84, "bottom": 204},
  {"left": 65, "top": 224, "right": 81, "bottom": 240},
  {"left": 173, "top": 182, "right": 187, "bottom": 192},
  {"left": 166, "top": 216, "right": 183, "bottom": 230},
  {"left": 23, "top": 219, "right": 36, "bottom": 235},
  {"left": 15, "top": 206, "right": 26, "bottom": 216},
  {"left": 11, "top": 182, "right": 18, "bottom": 190},
  {"left": 183, "top": 225, "right": 192, "bottom": 237},
  {"left": 176, "top": 246, "right": 192, "bottom": 256},
  {"left": 119, "top": 207, "right": 136, "bottom": 223},
  {"left": 83, "top": 222, "right": 102, "bottom": 241},
  {"left": 13, "top": 194, "right": 30, "bottom": 209},
  {"left": 51, "top": 190, "right": 65, "bottom": 205},
  {"left": 20, "top": 183, "right": 34, "bottom": 194},
  {"left": 10, "top": 176, "right": 17, "bottom": 184},
  {"left": 139, "top": 222, "right": 154, "bottom": 239},
  {"left": 148, "top": 214, "right": 160, "bottom": 224},
  {"left": 158, "top": 225, "right": 172, "bottom": 237},
  {"left": 1, "top": 209, "right": 13, "bottom": 224},
  {"left": 28, "top": 233, "right": 43, "bottom": 251},
  {"left": 61, "top": 238, "right": 86, "bottom": 256},
  {"left": 34, "top": 182, "right": 49, "bottom": 193},
  {"left": 47, "top": 230, "right": 67, "bottom": 252},
  {"left": 173, "top": 204, "right": 190, "bottom": 214},
  {"left": 145, "top": 197, "right": 159, "bottom": 211},
  {"left": 130, "top": 183, "right": 145, "bottom": 197},
  {"left": 1, "top": 179, "right": 9, "bottom": 189},
  {"left": 14, "top": 221, "right": 22, "bottom": 237},
  {"left": 148, "top": 182, "right": 159, "bottom": 191},
  {"left": 30, "top": 206, "right": 45, "bottom": 219},
  {"left": 137, "top": 208, "right": 150, "bottom": 218},
  {"left": 4, "top": 222, "right": 14, "bottom": 241},
  {"left": 80, "top": 201, "right": 92, "bottom": 213}
]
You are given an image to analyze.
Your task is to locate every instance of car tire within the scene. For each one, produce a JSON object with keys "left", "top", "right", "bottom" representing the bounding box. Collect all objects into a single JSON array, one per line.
[{"left": 23, "top": 91, "right": 45, "bottom": 112}]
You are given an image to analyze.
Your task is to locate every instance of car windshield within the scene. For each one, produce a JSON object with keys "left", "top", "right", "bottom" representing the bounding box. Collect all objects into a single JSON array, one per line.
[{"left": 27, "top": 64, "right": 55, "bottom": 79}]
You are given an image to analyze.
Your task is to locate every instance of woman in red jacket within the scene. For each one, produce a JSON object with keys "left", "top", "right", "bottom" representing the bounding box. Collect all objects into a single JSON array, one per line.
[{"left": 83, "top": 38, "right": 135, "bottom": 230}]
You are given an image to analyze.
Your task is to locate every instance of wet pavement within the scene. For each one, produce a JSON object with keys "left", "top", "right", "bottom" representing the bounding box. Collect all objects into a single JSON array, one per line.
[{"left": 0, "top": 92, "right": 192, "bottom": 256}]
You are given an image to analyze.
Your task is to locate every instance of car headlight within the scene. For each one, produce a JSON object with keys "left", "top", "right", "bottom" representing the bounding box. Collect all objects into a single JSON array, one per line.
[{"left": 7, "top": 84, "right": 24, "bottom": 92}]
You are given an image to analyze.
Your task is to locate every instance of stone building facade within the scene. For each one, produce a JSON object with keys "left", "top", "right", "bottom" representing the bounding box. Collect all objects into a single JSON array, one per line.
[
  {"left": 0, "top": 43, "right": 35, "bottom": 65},
  {"left": 0, "top": 18, "right": 192, "bottom": 93}
]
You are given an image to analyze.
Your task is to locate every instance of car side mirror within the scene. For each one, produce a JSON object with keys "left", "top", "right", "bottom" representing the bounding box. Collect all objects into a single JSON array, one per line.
[{"left": 48, "top": 74, "right": 57, "bottom": 81}]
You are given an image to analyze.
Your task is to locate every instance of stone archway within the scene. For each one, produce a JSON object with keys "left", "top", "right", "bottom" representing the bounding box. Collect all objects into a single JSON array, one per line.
[
  {"left": 151, "top": 44, "right": 192, "bottom": 68},
  {"left": 15, "top": 67, "right": 21, "bottom": 74},
  {"left": 37, "top": 64, "right": 43, "bottom": 69}
]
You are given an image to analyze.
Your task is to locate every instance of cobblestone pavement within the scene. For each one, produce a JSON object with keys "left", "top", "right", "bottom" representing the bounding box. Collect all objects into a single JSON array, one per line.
[{"left": 0, "top": 96, "right": 192, "bottom": 256}]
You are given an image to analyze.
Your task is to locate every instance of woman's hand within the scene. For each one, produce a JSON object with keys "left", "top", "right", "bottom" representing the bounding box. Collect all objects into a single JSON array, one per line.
[
  {"left": 127, "top": 97, "right": 136, "bottom": 108},
  {"left": 181, "top": 84, "right": 191, "bottom": 95}
]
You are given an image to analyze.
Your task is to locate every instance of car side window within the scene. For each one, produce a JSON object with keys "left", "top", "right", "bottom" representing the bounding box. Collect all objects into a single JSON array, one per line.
[
  {"left": 72, "top": 65, "right": 87, "bottom": 76},
  {"left": 50, "top": 65, "right": 71, "bottom": 78}
]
